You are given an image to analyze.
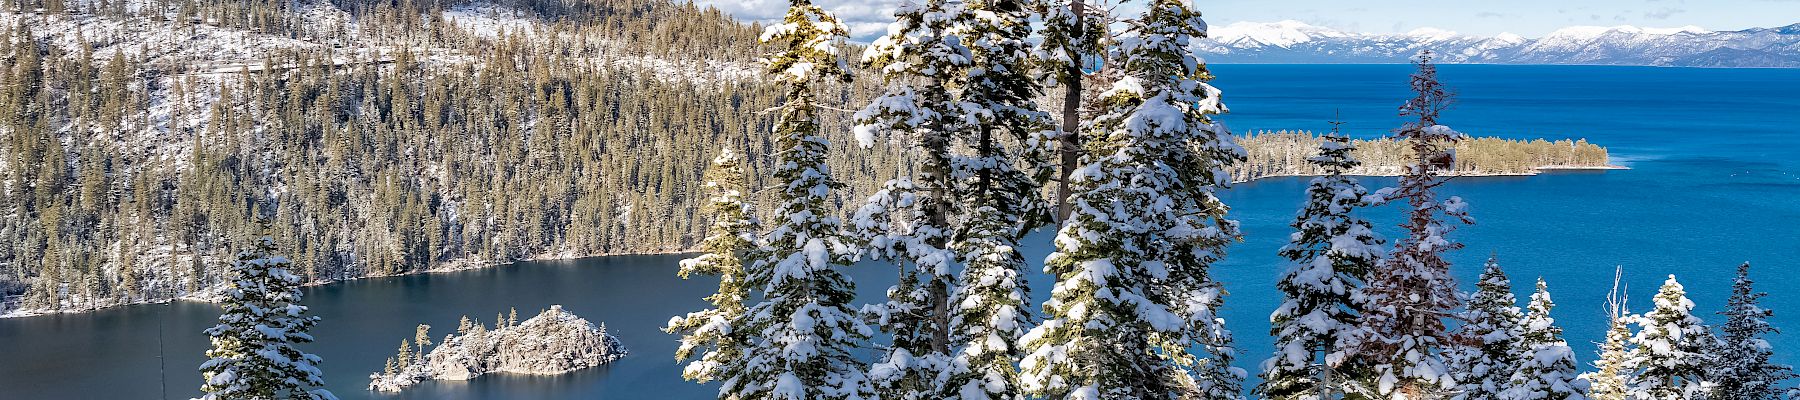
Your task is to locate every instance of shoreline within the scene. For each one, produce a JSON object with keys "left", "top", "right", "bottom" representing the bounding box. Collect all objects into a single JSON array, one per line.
[
  {"left": 0, "top": 249, "right": 697, "bottom": 320},
  {"left": 1234, "top": 164, "right": 1629, "bottom": 183},
  {"left": 3, "top": 164, "right": 1625, "bottom": 320}
]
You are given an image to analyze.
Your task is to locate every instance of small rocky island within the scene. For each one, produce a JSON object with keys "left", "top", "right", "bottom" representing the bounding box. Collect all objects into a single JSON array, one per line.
[{"left": 368, "top": 305, "right": 627, "bottom": 392}]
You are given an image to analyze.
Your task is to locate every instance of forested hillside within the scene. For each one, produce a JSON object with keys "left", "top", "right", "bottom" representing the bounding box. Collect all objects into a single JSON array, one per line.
[
  {"left": 0, "top": 0, "right": 1606, "bottom": 315},
  {"left": 0, "top": 0, "right": 908, "bottom": 314}
]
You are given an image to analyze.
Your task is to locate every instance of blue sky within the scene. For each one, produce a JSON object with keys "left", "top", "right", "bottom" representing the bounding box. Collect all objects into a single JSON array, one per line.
[{"left": 690, "top": 0, "right": 1800, "bottom": 40}]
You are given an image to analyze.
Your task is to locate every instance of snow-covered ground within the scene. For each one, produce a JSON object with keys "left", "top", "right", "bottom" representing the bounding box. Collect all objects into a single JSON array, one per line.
[{"left": 0, "top": 1, "right": 761, "bottom": 318}]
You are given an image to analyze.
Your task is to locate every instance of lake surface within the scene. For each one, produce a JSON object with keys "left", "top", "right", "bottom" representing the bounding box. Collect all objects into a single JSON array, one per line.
[{"left": 3, "top": 64, "right": 1798, "bottom": 399}]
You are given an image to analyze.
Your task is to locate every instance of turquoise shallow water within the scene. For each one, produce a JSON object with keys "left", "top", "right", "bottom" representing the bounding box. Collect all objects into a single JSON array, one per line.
[{"left": 2, "top": 65, "right": 1797, "bottom": 398}]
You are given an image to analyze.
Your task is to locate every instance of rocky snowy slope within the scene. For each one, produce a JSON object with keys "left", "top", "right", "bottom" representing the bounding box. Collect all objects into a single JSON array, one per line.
[
  {"left": 368, "top": 306, "right": 627, "bottom": 392},
  {"left": 1195, "top": 20, "right": 1800, "bottom": 67}
]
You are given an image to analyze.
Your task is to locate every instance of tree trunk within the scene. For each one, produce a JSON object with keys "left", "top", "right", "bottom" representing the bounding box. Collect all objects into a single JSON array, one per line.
[
  {"left": 925, "top": 77, "right": 953, "bottom": 355},
  {"left": 1055, "top": 0, "right": 1085, "bottom": 222}
]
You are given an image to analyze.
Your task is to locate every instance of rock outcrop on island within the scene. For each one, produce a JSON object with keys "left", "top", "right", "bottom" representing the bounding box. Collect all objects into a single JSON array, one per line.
[{"left": 369, "top": 305, "right": 627, "bottom": 392}]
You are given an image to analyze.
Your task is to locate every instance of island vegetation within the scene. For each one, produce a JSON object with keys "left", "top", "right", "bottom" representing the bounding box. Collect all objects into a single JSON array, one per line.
[
  {"left": 1232, "top": 130, "right": 1615, "bottom": 181},
  {"left": 367, "top": 305, "right": 627, "bottom": 393}
]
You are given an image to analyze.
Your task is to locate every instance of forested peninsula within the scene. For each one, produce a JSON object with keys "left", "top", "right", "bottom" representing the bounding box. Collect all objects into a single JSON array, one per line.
[
  {"left": 0, "top": 0, "right": 1610, "bottom": 317},
  {"left": 1231, "top": 130, "right": 1615, "bottom": 181}
]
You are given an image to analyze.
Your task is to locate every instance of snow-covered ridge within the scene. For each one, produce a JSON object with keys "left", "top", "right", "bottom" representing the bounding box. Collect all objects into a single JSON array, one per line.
[
  {"left": 1197, "top": 20, "right": 1800, "bottom": 67},
  {"left": 1207, "top": 20, "right": 1351, "bottom": 48},
  {"left": 0, "top": 2, "right": 759, "bottom": 83}
]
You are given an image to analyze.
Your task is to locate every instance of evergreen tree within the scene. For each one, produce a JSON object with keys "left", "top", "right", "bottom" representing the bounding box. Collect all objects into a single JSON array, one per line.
[
  {"left": 720, "top": 2, "right": 873, "bottom": 398},
  {"left": 1706, "top": 263, "right": 1795, "bottom": 400},
  {"left": 1020, "top": 1, "right": 1245, "bottom": 398},
  {"left": 1627, "top": 275, "right": 1714, "bottom": 400},
  {"left": 413, "top": 324, "right": 431, "bottom": 362},
  {"left": 1352, "top": 51, "right": 1471, "bottom": 399},
  {"left": 394, "top": 339, "right": 414, "bottom": 368},
  {"left": 851, "top": 178, "right": 952, "bottom": 399},
  {"left": 666, "top": 149, "right": 760, "bottom": 384},
  {"left": 854, "top": 0, "right": 970, "bottom": 395},
  {"left": 1501, "top": 278, "right": 1587, "bottom": 400},
  {"left": 1255, "top": 130, "right": 1384, "bottom": 400},
  {"left": 198, "top": 228, "right": 336, "bottom": 400},
  {"left": 944, "top": 0, "right": 1053, "bottom": 397},
  {"left": 1582, "top": 267, "right": 1634, "bottom": 400},
  {"left": 856, "top": 0, "right": 1054, "bottom": 397},
  {"left": 1447, "top": 257, "right": 1525, "bottom": 400}
]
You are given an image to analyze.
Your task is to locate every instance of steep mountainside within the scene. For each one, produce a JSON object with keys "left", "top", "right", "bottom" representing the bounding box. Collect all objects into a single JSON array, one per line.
[
  {"left": 0, "top": 0, "right": 1614, "bottom": 318},
  {"left": 0, "top": 0, "right": 903, "bottom": 315},
  {"left": 1195, "top": 20, "right": 1800, "bottom": 67}
]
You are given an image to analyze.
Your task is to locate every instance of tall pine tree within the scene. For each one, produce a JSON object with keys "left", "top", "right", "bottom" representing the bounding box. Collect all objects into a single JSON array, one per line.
[
  {"left": 1706, "top": 263, "right": 1795, "bottom": 399},
  {"left": 1501, "top": 278, "right": 1587, "bottom": 400},
  {"left": 721, "top": 3, "right": 873, "bottom": 398},
  {"left": 1256, "top": 130, "right": 1384, "bottom": 400},
  {"left": 1353, "top": 51, "right": 1471, "bottom": 399},
  {"left": 198, "top": 227, "right": 336, "bottom": 400},
  {"left": 1447, "top": 257, "right": 1524, "bottom": 400},
  {"left": 851, "top": 178, "right": 952, "bottom": 399},
  {"left": 1627, "top": 275, "right": 1714, "bottom": 400},
  {"left": 854, "top": 0, "right": 971, "bottom": 395},
  {"left": 1020, "top": 1, "right": 1245, "bottom": 398},
  {"left": 942, "top": 0, "right": 1055, "bottom": 397},
  {"left": 666, "top": 149, "right": 760, "bottom": 384}
]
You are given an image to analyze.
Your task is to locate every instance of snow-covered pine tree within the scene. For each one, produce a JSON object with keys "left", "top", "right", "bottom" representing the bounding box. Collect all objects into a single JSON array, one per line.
[
  {"left": 1501, "top": 278, "right": 1587, "bottom": 400},
  {"left": 720, "top": 2, "right": 873, "bottom": 399},
  {"left": 1627, "top": 275, "right": 1714, "bottom": 400},
  {"left": 940, "top": 0, "right": 1055, "bottom": 397},
  {"left": 1353, "top": 50, "right": 1472, "bottom": 399},
  {"left": 1582, "top": 267, "right": 1634, "bottom": 400},
  {"left": 1020, "top": 1, "right": 1246, "bottom": 398},
  {"left": 198, "top": 228, "right": 336, "bottom": 400},
  {"left": 1255, "top": 130, "right": 1384, "bottom": 400},
  {"left": 666, "top": 149, "right": 760, "bottom": 384},
  {"left": 1446, "top": 257, "right": 1525, "bottom": 400},
  {"left": 853, "top": 1, "right": 972, "bottom": 396},
  {"left": 1706, "top": 263, "right": 1795, "bottom": 399},
  {"left": 850, "top": 178, "right": 953, "bottom": 399},
  {"left": 854, "top": 1, "right": 972, "bottom": 397}
]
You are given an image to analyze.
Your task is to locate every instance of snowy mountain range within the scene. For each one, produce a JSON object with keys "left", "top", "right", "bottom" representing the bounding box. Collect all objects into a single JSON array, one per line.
[{"left": 1195, "top": 20, "right": 1800, "bottom": 67}]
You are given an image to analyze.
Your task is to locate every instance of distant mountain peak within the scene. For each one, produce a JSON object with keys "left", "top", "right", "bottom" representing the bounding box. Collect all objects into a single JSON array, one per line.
[
  {"left": 1403, "top": 27, "right": 1460, "bottom": 41},
  {"left": 1195, "top": 21, "right": 1798, "bottom": 67},
  {"left": 1207, "top": 20, "right": 1348, "bottom": 48},
  {"left": 1542, "top": 24, "right": 1710, "bottom": 40}
]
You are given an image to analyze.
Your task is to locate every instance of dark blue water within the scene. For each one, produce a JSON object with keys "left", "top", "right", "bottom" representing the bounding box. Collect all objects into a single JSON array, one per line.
[
  {"left": 1, "top": 65, "right": 1797, "bottom": 399},
  {"left": 1209, "top": 64, "right": 1800, "bottom": 384}
]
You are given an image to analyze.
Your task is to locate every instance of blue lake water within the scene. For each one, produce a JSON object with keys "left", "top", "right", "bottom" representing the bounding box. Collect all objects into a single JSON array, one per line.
[{"left": 1, "top": 64, "right": 1797, "bottom": 398}]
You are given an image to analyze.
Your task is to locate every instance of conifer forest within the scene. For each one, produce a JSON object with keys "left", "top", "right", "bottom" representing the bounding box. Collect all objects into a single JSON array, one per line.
[{"left": 1, "top": 0, "right": 1792, "bottom": 398}]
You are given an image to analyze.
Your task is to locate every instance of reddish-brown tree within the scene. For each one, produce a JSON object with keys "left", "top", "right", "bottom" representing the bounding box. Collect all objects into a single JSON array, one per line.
[{"left": 1352, "top": 51, "right": 1474, "bottom": 399}]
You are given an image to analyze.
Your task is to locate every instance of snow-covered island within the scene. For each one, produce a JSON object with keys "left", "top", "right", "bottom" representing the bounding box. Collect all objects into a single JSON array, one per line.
[{"left": 368, "top": 305, "right": 626, "bottom": 392}]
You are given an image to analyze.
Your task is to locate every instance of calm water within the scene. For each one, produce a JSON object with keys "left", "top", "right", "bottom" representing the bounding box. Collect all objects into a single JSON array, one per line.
[{"left": 3, "top": 65, "right": 1798, "bottom": 399}]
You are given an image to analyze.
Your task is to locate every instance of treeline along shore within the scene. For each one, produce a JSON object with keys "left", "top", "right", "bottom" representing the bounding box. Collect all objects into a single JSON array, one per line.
[
  {"left": 0, "top": 0, "right": 1610, "bottom": 318},
  {"left": 1232, "top": 130, "right": 1616, "bottom": 182},
  {"left": 0, "top": 122, "right": 1615, "bottom": 318}
]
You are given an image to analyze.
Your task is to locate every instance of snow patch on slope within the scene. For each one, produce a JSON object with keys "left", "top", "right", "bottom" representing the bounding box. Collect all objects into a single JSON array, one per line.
[{"left": 442, "top": 4, "right": 537, "bottom": 38}]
